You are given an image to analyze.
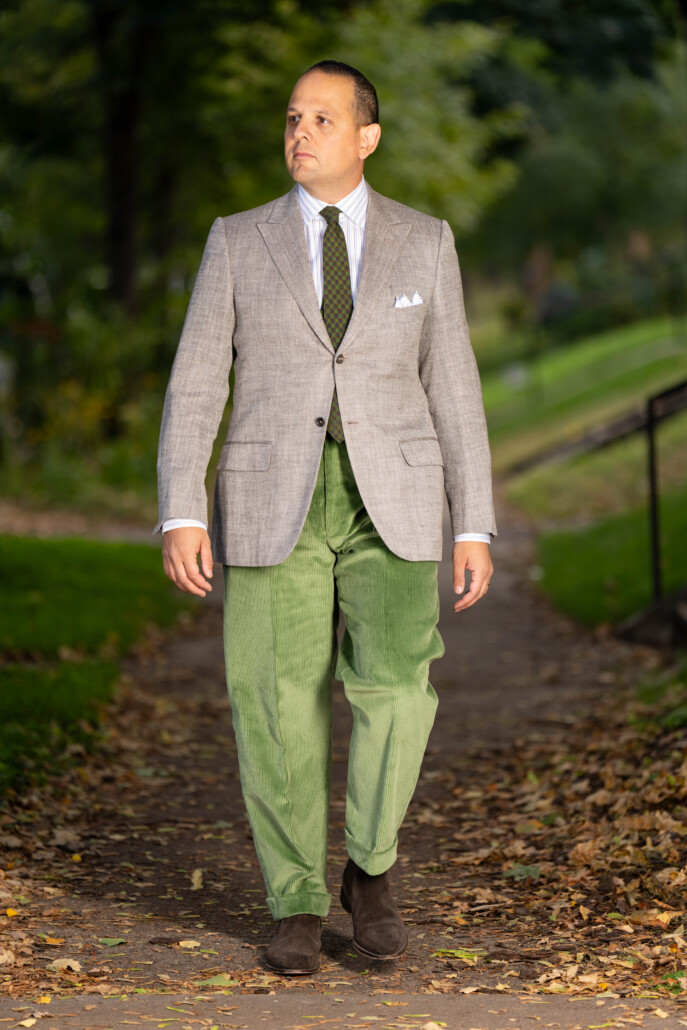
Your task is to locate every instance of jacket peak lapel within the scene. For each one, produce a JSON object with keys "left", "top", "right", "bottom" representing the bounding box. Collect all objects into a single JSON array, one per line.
[
  {"left": 258, "top": 186, "right": 333, "bottom": 353},
  {"left": 338, "top": 187, "right": 412, "bottom": 353}
]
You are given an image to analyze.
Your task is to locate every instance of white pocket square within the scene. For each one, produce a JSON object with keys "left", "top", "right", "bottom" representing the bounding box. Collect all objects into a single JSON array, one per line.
[{"left": 394, "top": 292, "right": 423, "bottom": 308}]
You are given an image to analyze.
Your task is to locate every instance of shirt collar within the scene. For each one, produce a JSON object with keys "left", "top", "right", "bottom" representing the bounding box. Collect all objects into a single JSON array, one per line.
[{"left": 297, "top": 176, "right": 368, "bottom": 228}]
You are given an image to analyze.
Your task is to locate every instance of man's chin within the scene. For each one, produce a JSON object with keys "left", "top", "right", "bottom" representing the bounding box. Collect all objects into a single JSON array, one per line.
[{"left": 287, "top": 162, "right": 319, "bottom": 184}]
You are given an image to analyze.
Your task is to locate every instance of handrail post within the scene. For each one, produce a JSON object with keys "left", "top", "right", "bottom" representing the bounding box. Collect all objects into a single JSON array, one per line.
[{"left": 646, "top": 396, "right": 662, "bottom": 602}]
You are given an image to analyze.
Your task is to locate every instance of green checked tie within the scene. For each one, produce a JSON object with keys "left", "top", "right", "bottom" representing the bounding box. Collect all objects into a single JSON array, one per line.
[{"left": 320, "top": 205, "right": 353, "bottom": 443}]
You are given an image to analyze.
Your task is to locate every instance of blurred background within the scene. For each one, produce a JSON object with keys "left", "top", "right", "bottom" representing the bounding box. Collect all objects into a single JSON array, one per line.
[{"left": 1, "top": 0, "right": 686, "bottom": 788}]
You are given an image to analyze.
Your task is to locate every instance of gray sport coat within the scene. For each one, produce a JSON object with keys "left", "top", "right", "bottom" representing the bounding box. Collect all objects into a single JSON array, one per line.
[{"left": 154, "top": 182, "right": 497, "bottom": 565}]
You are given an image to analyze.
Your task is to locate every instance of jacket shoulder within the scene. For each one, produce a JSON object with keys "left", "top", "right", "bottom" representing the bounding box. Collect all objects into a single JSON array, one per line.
[
  {"left": 219, "top": 192, "right": 289, "bottom": 232},
  {"left": 368, "top": 187, "right": 444, "bottom": 232}
]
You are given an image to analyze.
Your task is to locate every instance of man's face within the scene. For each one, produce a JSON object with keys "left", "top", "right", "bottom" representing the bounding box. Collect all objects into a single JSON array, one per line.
[{"left": 285, "top": 70, "right": 378, "bottom": 198}]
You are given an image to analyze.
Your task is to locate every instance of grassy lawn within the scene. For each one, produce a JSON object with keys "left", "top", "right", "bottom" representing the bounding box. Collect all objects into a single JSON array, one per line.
[
  {"left": 0, "top": 535, "right": 192, "bottom": 657},
  {"left": 483, "top": 316, "right": 687, "bottom": 473},
  {"left": 506, "top": 408, "right": 687, "bottom": 526},
  {"left": 488, "top": 316, "right": 687, "bottom": 626},
  {"left": 534, "top": 477, "right": 687, "bottom": 627},
  {"left": 0, "top": 535, "right": 193, "bottom": 795}
]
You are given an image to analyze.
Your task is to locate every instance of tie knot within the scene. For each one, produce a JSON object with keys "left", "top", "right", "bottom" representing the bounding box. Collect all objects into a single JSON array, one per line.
[{"left": 319, "top": 205, "right": 341, "bottom": 226}]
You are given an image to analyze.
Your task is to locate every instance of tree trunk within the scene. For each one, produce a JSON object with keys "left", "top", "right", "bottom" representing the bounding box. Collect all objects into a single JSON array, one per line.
[{"left": 90, "top": 1, "right": 152, "bottom": 314}]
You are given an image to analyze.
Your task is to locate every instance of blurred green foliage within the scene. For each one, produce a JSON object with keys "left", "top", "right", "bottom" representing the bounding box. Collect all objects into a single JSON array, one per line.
[
  {"left": 482, "top": 316, "right": 687, "bottom": 472},
  {"left": 0, "top": 0, "right": 685, "bottom": 515},
  {"left": 506, "top": 407, "right": 687, "bottom": 525}
]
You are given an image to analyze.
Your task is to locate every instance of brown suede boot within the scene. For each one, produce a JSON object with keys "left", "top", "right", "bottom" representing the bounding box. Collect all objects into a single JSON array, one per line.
[
  {"left": 264, "top": 913, "right": 322, "bottom": 975},
  {"left": 340, "top": 858, "right": 408, "bottom": 959}
]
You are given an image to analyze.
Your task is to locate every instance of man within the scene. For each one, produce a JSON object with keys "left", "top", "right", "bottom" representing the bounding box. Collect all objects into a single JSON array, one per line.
[{"left": 155, "top": 60, "right": 496, "bottom": 976}]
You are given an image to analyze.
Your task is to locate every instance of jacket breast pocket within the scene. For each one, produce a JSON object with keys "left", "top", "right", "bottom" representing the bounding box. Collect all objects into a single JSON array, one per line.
[
  {"left": 398, "top": 437, "right": 444, "bottom": 467},
  {"left": 217, "top": 441, "right": 273, "bottom": 471}
]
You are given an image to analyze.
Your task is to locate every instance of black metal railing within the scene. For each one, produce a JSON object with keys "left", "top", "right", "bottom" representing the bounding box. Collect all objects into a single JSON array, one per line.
[
  {"left": 509, "top": 378, "right": 687, "bottom": 604},
  {"left": 646, "top": 380, "right": 687, "bottom": 600}
]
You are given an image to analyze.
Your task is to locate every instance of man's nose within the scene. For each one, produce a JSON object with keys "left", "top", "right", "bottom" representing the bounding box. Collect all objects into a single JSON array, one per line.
[{"left": 294, "top": 121, "right": 312, "bottom": 140}]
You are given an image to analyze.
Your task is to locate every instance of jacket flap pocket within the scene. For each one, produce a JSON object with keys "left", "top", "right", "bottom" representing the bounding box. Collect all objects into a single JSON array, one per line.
[
  {"left": 217, "top": 441, "right": 273, "bottom": 471},
  {"left": 399, "top": 437, "right": 444, "bottom": 467}
]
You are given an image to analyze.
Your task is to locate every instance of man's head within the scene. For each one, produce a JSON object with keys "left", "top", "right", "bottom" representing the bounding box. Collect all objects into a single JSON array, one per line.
[{"left": 285, "top": 61, "right": 381, "bottom": 202}]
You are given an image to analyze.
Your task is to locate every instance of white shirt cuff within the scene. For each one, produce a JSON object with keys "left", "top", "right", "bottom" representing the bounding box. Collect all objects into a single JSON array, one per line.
[
  {"left": 453, "top": 533, "right": 492, "bottom": 544},
  {"left": 161, "top": 518, "right": 208, "bottom": 533}
]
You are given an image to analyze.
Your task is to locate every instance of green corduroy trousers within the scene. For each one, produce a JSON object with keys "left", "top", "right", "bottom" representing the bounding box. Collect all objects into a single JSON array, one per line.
[{"left": 222, "top": 435, "right": 445, "bottom": 920}]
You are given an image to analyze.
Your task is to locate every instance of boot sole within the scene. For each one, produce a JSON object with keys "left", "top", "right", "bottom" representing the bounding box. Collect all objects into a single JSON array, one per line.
[
  {"left": 340, "top": 885, "right": 408, "bottom": 960},
  {"left": 264, "top": 959, "right": 320, "bottom": 975}
]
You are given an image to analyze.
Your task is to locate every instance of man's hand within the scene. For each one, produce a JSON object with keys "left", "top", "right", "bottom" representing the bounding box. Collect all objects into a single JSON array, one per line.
[
  {"left": 453, "top": 540, "right": 493, "bottom": 613},
  {"left": 162, "top": 527, "right": 214, "bottom": 597}
]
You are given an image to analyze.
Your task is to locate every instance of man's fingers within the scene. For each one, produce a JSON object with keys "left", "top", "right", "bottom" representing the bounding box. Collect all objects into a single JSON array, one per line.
[
  {"left": 453, "top": 577, "right": 482, "bottom": 611},
  {"left": 181, "top": 552, "right": 213, "bottom": 594},
  {"left": 163, "top": 549, "right": 211, "bottom": 596},
  {"left": 453, "top": 570, "right": 491, "bottom": 611},
  {"left": 200, "top": 538, "right": 214, "bottom": 579}
]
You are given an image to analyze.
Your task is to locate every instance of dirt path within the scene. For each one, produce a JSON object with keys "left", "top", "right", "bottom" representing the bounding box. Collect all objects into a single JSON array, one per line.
[{"left": 1, "top": 489, "right": 684, "bottom": 1027}]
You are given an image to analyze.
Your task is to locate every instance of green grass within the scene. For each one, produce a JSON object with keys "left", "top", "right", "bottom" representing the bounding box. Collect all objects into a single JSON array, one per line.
[
  {"left": 482, "top": 316, "right": 687, "bottom": 472},
  {"left": 0, "top": 535, "right": 193, "bottom": 796},
  {"left": 0, "top": 661, "right": 120, "bottom": 793},
  {"left": 492, "top": 317, "right": 687, "bottom": 627},
  {"left": 506, "top": 408, "right": 687, "bottom": 526},
  {"left": 0, "top": 535, "right": 190, "bottom": 657},
  {"left": 632, "top": 658, "right": 687, "bottom": 730},
  {"left": 535, "top": 478, "right": 687, "bottom": 627},
  {"left": 1, "top": 661, "right": 119, "bottom": 724}
]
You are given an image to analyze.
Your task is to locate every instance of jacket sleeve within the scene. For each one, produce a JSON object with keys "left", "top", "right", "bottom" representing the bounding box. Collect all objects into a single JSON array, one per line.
[
  {"left": 153, "top": 217, "right": 235, "bottom": 534},
  {"left": 418, "top": 218, "right": 497, "bottom": 539}
]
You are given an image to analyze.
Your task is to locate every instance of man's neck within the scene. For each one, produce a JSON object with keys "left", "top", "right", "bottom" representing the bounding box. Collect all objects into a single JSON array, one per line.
[{"left": 298, "top": 175, "right": 364, "bottom": 206}]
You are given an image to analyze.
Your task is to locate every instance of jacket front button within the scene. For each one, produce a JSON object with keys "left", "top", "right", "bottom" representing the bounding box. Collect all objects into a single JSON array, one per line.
[
  {"left": 335, "top": 355, "right": 344, "bottom": 364},
  {"left": 315, "top": 417, "right": 325, "bottom": 426}
]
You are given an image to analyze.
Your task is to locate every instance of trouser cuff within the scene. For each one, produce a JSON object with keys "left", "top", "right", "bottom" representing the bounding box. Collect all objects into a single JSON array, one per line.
[
  {"left": 266, "top": 890, "right": 331, "bottom": 920},
  {"left": 345, "top": 827, "right": 398, "bottom": 875}
]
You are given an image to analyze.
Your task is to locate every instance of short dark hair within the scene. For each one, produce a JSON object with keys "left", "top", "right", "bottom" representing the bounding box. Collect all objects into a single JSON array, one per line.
[{"left": 305, "top": 60, "right": 378, "bottom": 128}]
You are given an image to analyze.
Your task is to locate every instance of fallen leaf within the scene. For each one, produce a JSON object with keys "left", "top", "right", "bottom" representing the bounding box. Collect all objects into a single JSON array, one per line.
[
  {"left": 51, "top": 829, "right": 80, "bottom": 848},
  {"left": 432, "top": 948, "right": 488, "bottom": 963},
  {"left": 46, "top": 958, "right": 81, "bottom": 972},
  {"left": 98, "top": 938, "right": 125, "bottom": 947},
  {"left": 191, "top": 868, "right": 203, "bottom": 891},
  {"left": 196, "top": 973, "right": 239, "bottom": 986},
  {"left": 0, "top": 835, "right": 22, "bottom": 848},
  {"left": 178, "top": 940, "right": 201, "bottom": 949},
  {"left": 5, "top": 908, "right": 19, "bottom": 917},
  {"left": 570, "top": 840, "right": 598, "bottom": 865},
  {"left": 630, "top": 909, "right": 679, "bottom": 927}
]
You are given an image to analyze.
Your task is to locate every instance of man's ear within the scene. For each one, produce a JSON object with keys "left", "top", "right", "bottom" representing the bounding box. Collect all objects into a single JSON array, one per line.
[{"left": 359, "top": 123, "right": 381, "bottom": 159}]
